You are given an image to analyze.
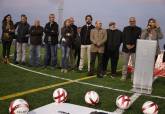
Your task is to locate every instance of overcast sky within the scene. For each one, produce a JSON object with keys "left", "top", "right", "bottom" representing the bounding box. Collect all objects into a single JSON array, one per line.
[{"left": 0, "top": 0, "right": 165, "bottom": 48}]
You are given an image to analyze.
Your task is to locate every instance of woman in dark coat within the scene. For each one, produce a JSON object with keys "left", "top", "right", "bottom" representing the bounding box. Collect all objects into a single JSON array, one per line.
[{"left": 1, "top": 14, "right": 15, "bottom": 64}]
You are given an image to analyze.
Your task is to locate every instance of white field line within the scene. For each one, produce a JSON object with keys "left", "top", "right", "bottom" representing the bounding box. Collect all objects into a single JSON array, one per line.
[{"left": 9, "top": 63, "right": 165, "bottom": 100}]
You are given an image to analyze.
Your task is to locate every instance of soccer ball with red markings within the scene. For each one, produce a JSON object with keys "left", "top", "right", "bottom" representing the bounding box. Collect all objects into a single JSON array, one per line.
[
  {"left": 53, "top": 88, "right": 68, "bottom": 103},
  {"left": 85, "top": 91, "right": 99, "bottom": 105},
  {"left": 142, "top": 101, "right": 158, "bottom": 114},
  {"left": 116, "top": 95, "right": 131, "bottom": 109},
  {"left": 9, "top": 99, "right": 29, "bottom": 114}
]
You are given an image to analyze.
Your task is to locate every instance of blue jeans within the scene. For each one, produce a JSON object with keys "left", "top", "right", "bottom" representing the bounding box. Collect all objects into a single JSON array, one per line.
[
  {"left": 29, "top": 45, "right": 40, "bottom": 66},
  {"left": 61, "top": 45, "right": 70, "bottom": 69},
  {"left": 44, "top": 44, "right": 58, "bottom": 67}
]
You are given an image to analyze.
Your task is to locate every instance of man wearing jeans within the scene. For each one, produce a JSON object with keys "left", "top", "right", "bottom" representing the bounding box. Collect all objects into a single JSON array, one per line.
[
  {"left": 15, "top": 14, "right": 30, "bottom": 65},
  {"left": 79, "top": 15, "right": 95, "bottom": 71},
  {"left": 29, "top": 20, "right": 43, "bottom": 67},
  {"left": 44, "top": 14, "right": 59, "bottom": 69},
  {"left": 89, "top": 20, "right": 107, "bottom": 78},
  {"left": 121, "top": 17, "right": 141, "bottom": 81}
]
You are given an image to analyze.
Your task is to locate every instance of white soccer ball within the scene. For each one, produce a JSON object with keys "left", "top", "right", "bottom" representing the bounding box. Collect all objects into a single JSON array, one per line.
[
  {"left": 116, "top": 95, "right": 131, "bottom": 109},
  {"left": 85, "top": 91, "right": 99, "bottom": 105},
  {"left": 9, "top": 99, "right": 29, "bottom": 114},
  {"left": 142, "top": 101, "right": 158, "bottom": 114},
  {"left": 53, "top": 88, "right": 68, "bottom": 103}
]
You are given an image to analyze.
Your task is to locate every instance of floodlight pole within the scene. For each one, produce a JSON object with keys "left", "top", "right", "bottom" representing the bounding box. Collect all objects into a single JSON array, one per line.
[{"left": 57, "top": 0, "right": 64, "bottom": 40}]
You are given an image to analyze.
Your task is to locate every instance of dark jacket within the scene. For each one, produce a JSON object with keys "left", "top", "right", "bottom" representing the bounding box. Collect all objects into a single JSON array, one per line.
[
  {"left": 71, "top": 24, "right": 78, "bottom": 48},
  {"left": 29, "top": 26, "right": 44, "bottom": 45},
  {"left": 60, "top": 26, "right": 74, "bottom": 48},
  {"left": 1, "top": 21, "right": 15, "bottom": 41},
  {"left": 80, "top": 24, "right": 95, "bottom": 45},
  {"left": 105, "top": 29, "right": 122, "bottom": 51},
  {"left": 44, "top": 22, "right": 59, "bottom": 45},
  {"left": 74, "top": 33, "right": 81, "bottom": 49},
  {"left": 122, "top": 26, "right": 141, "bottom": 53},
  {"left": 15, "top": 22, "right": 30, "bottom": 43}
]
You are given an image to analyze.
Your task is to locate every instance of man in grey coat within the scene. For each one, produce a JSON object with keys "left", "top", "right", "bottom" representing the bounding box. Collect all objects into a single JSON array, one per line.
[{"left": 88, "top": 20, "right": 107, "bottom": 78}]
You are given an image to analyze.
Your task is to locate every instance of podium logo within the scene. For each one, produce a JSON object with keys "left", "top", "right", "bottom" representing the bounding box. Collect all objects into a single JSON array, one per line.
[{"left": 57, "top": 111, "right": 70, "bottom": 114}]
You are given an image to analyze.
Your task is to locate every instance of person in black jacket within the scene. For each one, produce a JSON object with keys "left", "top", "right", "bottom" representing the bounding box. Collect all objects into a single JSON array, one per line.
[
  {"left": 15, "top": 14, "right": 30, "bottom": 65},
  {"left": 102, "top": 22, "right": 122, "bottom": 77},
  {"left": 1, "top": 14, "right": 15, "bottom": 64},
  {"left": 121, "top": 17, "right": 142, "bottom": 81},
  {"left": 68, "top": 17, "right": 78, "bottom": 70},
  {"left": 44, "top": 14, "right": 59, "bottom": 68},
  {"left": 74, "top": 27, "right": 81, "bottom": 69},
  {"left": 29, "top": 20, "right": 43, "bottom": 67},
  {"left": 79, "top": 15, "right": 95, "bottom": 71},
  {"left": 60, "top": 19, "right": 74, "bottom": 73}
]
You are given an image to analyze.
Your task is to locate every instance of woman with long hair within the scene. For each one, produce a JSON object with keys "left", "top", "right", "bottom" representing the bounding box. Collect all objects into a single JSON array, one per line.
[
  {"left": 1, "top": 14, "right": 15, "bottom": 64},
  {"left": 141, "top": 18, "right": 163, "bottom": 61},
  {"left": 60, "top": 19, "right": 74, "bottom": 73}
]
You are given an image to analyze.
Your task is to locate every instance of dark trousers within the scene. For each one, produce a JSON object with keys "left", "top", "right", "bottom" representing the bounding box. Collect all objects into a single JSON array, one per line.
[
  {"left": 13, "top": 41, "right": 17, "bottom": 62},
  {"left": 90, "top": 52, "right": 103, "bottom": 75},
  {"left": 102, "top": 49, "right": 119, "bottom": 74},
  {"left": 74, "top": 47, "right": 80, "bottom": 68},
  {"left": 2, "top": 40, "right": 12, "bottom": 58}
]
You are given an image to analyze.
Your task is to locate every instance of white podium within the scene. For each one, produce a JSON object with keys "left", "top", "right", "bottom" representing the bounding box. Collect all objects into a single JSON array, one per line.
[
  {"left": 132, "top": 39, "right": 157, "bottom": 94},
  {"left": 29, "top": 103, "right": 115, "bottom": 114}
]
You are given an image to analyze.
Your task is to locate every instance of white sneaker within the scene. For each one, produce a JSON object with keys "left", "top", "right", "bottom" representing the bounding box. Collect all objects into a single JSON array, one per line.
[
  {"left": 121, "top": 76, "right": 126, "bottom": 81},
  {"left": 61, "top": 69, "right": 64, "bottom": 73},
  {"left": 64, "top": 69, "right": 68, "bottom": 73}
]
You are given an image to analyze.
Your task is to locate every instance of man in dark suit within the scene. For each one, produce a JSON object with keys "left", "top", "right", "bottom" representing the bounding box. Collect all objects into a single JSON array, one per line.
[{"left": 102, "top": 22, "right": 122, "bottom": 77}]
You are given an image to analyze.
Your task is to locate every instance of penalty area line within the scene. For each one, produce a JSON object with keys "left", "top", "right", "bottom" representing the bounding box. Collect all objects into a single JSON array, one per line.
[{"left": 7, "top": 63, "right": 165, "bottom": 101}]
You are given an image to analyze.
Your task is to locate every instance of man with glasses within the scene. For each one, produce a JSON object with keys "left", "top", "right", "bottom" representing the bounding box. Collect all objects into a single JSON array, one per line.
[{"left": 121, "top": 17, "right": 141, "bottom": 81}]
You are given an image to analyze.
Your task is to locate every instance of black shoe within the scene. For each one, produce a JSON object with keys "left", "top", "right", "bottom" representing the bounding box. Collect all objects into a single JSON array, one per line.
[
  {"left": 43, "top": 65, "right": 47, "bottom": 69},
  {"left": 87, "top": 72, "right": 94, "bottom": 76},
  {"left": 97, "top": 74, "right": 103, "bottom": 78},
  {"left": 21, "top": 62, "right": 26, "bottom": 65},
  {"left": 14, "top": 61, "right": 19, "bottom": 64}
]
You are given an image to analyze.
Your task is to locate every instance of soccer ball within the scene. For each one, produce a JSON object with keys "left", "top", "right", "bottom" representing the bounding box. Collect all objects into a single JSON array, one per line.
[
  {"left": 142, "top": 101, "right": 158, "bottom": 114},
  {"left": 85, "top": 91, "right": 99, "bottom": 105},
  {"left": 9, "top": 99, "right": 29, "bottom": 114},
  {"left": 53, "top": 88, "right": 68, "bottom": 103},
  {"left": 116, "top": 95, "right": 131, "bottom": 109}
]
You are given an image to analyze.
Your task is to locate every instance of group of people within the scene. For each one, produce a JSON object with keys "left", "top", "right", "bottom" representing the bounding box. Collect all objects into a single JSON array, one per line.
[{"left": 1, "top": 13, "right": 164, "bottom": 80}]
